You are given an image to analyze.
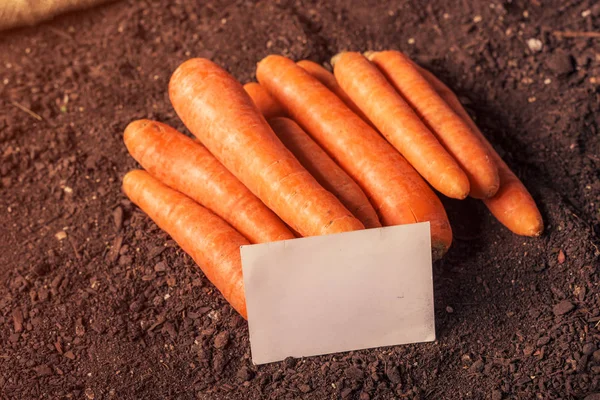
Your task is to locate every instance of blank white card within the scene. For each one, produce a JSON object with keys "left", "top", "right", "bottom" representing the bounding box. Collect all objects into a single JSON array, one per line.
[{"left": 241, "top": 222, "right": 435, "bottom": 365}]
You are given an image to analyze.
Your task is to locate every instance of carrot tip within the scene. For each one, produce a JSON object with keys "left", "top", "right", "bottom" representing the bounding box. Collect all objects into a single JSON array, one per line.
[
  {"left": 125, "top": 119, "right": 151, "bottom": 135},
  {"left": 528, "top": 223, "right": 544, "bottom": 237},
  {"left": 330, "top": 52, "right": 347, "bottom": 67},
  {"left": 363, "top": 51, "right": 376, "bottom": 61}
]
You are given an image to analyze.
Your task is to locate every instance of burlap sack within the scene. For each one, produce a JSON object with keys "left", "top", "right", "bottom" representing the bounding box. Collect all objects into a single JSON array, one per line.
[{"left": 0, "top": 0, "right": 113, "bottom": 31}]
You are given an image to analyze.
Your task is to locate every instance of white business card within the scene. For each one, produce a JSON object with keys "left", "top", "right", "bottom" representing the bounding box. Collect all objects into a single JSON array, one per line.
[{"left": 241, "top": 222, "right": 435, "bottom": 365}]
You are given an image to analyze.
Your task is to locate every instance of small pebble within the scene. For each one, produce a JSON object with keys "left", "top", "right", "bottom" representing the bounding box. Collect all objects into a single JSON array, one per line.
[
  {"left": 557, "top": 250, "right": 565, "bottom": 264},
  {"left": 113, "top": 206, "right": 124, "bottom": 231},
  {"left": 527, "top": 38, "right": 543, "bottom": 52},
  {"left": 236, "top": 366, "right": 254, "bottom": 381},
  {"left": 537, "top": 336, "right": 550, "bottom": 346},
  {"left": 345, "top": 366, "right": 364, "bottom": 380},
  {"left": 298, "top": 383, "right": 312, "bottom": 393},
  {"left": 85, "top": 388, "right": 95, "bottom": 399},
  {"left": 553, "top": 300, "right": 575, "bottom": 316},
  {"left": 213, "top": 331, "right": 229, "bottom": 349},
  {"left": 469, "top": 360, "right": 484, "bottom": 373},
  {"left": 55, "top": 231, "right": 67, "bottom": 240},
  {"left": 386, "top": 365, "right": 402, "bottom": 384},
  {"left": 546, "top": 51, "right": 574, "bottom": 76},
  {"left": 154, "top": 261, "right": 168, "bottom": 272}
]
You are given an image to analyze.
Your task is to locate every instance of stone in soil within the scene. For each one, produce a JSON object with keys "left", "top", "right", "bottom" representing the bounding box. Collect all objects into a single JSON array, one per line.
[
  {"left": 546, "top": 51, "right": 574, "bottom": 76},
  {"left": 553, "top": 300, "right": 575, "bottom": 316},
  {"left": 213, "top": 331, "right": 229, "bottom": 349}
]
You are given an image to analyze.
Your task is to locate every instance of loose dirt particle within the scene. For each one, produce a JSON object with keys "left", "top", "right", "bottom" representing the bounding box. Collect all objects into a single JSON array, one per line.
[
  {"left": 557, "top": 250, "right": 565, "bottom": 264},
  {"left": 214, "top": 331, "right": 229, "bottom": 349},
  {"left": 553, "top": 300, "right": 575, "bottom": 316}
]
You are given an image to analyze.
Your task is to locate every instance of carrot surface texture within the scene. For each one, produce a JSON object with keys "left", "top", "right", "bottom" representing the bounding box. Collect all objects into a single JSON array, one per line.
[
  {"left": 365, "top": 50, "right": 499, "bottom": 199},
  {"left": 296, "top": 60, "right": 371, "bottom": 124},
  {"left": 243, "top": 82, "right": 287, "bottom": 119},
  {"left": 124, "top": 119, "right": 295, "bottom": 243},
  {"left": 332, "top": 52, "right": 470, "bottom": 200},
  {"left": 169, "top": 58, "right": 364, "bottom": 237},
  {"left": 257, "top": 55, "right": 452, "bottom": 258},
  {"left": 122, "top": 170, "right": 248, "bottom": 318},
  {"left": 268, "top": 117, "right": 381, "bottom": 229},
  {"left": 417, "top": 67, "right": 544, "bottom": 237}
]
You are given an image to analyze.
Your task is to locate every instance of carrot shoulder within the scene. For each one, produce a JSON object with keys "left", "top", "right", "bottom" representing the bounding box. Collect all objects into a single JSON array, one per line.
[
  {"left": 417, "top": 66, "right": 543, "bottom": 237},
  {"left": 124, "top": 119, "right": 295, "bottom": 243},
  {"left": 332, "top": 52, "right": 470, "bottom": 200},
  {"left": 366, "top": 50, "right": 499, "bottom": 199},
  {"left": 122, "top": 170, "right": 248, "bottom": 318},
  {"left": 296, "top": 59, "right": 372, "bottom": 124},
  {"left": 243, "top": 82, "right": 287, "bottom": 119},
  {"left": 169, "top": 58, "right": 364, "bottom": 237},
  {"left": 257, "top": 55, "right": 452, "bottom": 258},
  {"left": 268, "top": 117, "right": 381, "bottom": 229}
]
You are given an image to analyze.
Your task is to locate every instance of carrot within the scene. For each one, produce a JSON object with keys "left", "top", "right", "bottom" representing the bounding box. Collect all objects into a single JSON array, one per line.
[
  {"left": 169, "top": 58, "right": 364, "bottom": 237},
  {"left": 417, "top": 66, "right": 544, "bottom": 236},
  {"left": 257, "top": 55, "right": 452, "bottom": 258},
  {"left": 365, "top": 50, "right": 500, "bottom": 199},
  {"left": 296, "top": 59, "right": 372, "bottom": 124},
  {"left": 331, "top": 52, "right": 470, "bottom": 200},
  {"left": 268, "top": 117, "right": 381, "bottom": 229},
  {"left": 243, "top": 82, "right": 287, "bottom": 119},
  {"left": 122, "top": 170, "right": 248, "bottom": 318},
  {"left": 124, "top": 119, "right": 295, "bottom": 244}
]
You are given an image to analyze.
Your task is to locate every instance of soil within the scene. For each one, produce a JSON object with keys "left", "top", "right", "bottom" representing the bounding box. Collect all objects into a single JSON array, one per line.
[{"left": 1, "top": 0, "right": 599, "bottom": 399}]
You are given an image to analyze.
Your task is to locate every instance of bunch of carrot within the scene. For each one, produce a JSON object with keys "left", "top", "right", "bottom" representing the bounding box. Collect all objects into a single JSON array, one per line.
[{"left": 122, "top": 50, "right": 543, "bottom": 319}]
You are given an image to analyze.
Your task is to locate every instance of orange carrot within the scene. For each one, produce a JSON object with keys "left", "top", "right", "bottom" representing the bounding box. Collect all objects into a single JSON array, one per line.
[
  {"left": 268, "top": 117, "right": 381, "bottom": 229},
  {"left": 124, "top": 119, "right": 295, "bottom": 243},
  {"left": 365, "top": 50, "right": 500, "bottom": 199},
  {"left": 257, "top": 55, "right": 452, "bottom": 258},
  {"left": 297, "top": 59, "right": 372, "bottom": 124},
  {"left": 332, "top": 52, "right": 470, "bottom": 200},
  {"left": 243, "top": 82, "right": 287, "bottom": 119},
  {"left": 169, "top": 58, "right": 364, "bottom": 237},
  {"left": 417, "top": 66, "right": 544, "bottom": 236},
  {"left": 122, "top": 170, "right": 248, "bottom": 318}
]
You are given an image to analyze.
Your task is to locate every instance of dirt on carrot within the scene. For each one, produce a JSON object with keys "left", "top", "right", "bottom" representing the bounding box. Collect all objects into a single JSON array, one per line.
[{"left": 169, "top": 58, "right": 364, "bottom": 237}]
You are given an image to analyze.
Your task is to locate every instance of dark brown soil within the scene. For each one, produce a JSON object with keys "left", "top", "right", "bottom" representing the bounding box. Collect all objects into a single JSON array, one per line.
[{"left": 1, "top": 0, "right": 599, "bottom": 399}]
